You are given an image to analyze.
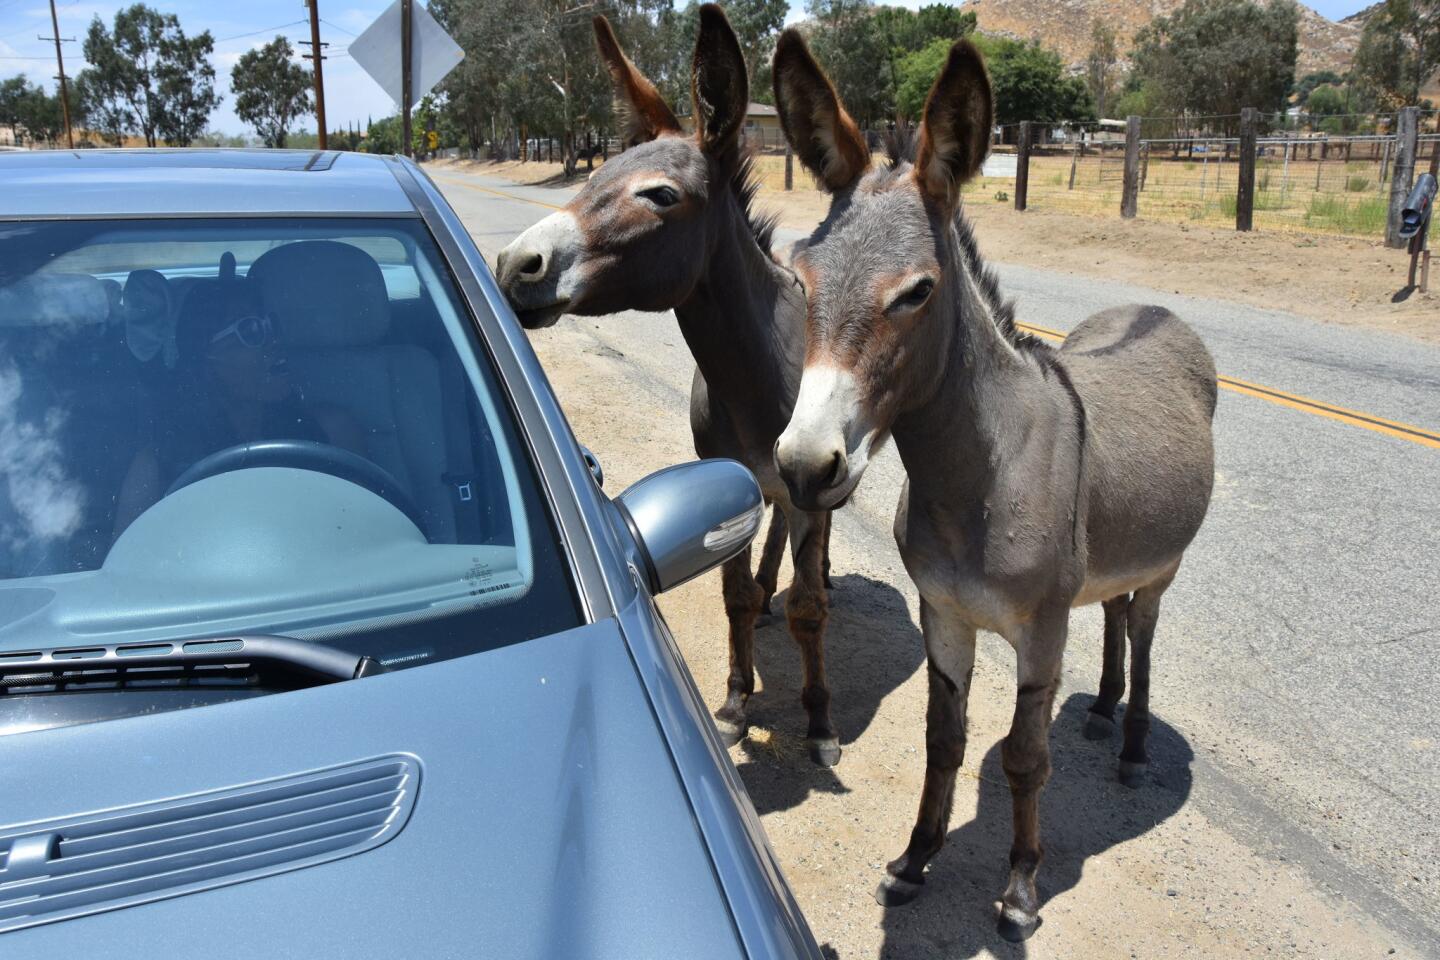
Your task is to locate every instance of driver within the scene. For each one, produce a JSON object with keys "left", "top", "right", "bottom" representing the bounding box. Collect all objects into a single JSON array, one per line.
[{"left": 112, "top": 254, "right": 364, "bottom": 540}]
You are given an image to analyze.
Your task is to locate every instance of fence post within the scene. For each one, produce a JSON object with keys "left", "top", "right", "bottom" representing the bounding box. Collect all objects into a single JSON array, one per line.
[
  {"left": 1386, "top": 107, "right": 1420, "bottom": 248},
  {"left": 1068, "top": 140, "right": 1078, "bottom": 190},
  {"left": 1015, "top": 121, "right": 1032, "bottom": 211},
  {"left": 785, "top": 144, "right": 793, "bottom": 191},
  {"left": 1236, "top": 107, "right": 1257, "bottom": 232},
  {"left": 1120, "top": 115, "right": 1140, "bottom": 218}
]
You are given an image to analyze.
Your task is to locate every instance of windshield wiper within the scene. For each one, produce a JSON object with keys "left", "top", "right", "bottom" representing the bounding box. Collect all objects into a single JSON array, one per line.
[{"left": 0, "top": 635, "right": 385, "bottom": 696}]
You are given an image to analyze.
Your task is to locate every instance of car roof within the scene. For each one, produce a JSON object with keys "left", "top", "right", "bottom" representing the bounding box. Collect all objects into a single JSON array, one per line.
[{"left": 0, "top": 149, "right": 417, "bottom": 218}]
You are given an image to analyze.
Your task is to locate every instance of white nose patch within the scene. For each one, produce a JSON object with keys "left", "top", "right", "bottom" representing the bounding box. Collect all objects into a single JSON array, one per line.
[
  {"left": 788, "top": 365, "right": 861, "bottom": 444},
  {"left": 504, "top": 210, "right": 583, "bottom": 296}
]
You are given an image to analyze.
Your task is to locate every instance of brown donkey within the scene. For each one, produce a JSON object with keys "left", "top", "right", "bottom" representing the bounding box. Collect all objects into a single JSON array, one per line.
[
  {"left": 497, "top": 7, "right": 844, "bottom": 765},
  {"left": 770, "top": 34, "right": 1217, "bottom": 940}
]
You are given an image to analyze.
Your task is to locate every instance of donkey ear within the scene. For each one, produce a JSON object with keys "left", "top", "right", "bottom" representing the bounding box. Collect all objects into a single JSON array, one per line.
[
  {"left": 691, "top": 4, "right": 748, "bottom": 154},
  {"left": 914, "top": 39, "right": 993, "bottom": 209},
  {"left": 772, "top": 29, "right": 869, "bottom": 191},
  {"left": 593, "top": 15, "right": 681, "bottom": 146}
]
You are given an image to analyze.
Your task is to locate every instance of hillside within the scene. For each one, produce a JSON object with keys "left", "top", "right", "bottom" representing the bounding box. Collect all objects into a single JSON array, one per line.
[{"left": 965, "top": 0, "right": 1364, "bottom": 81}]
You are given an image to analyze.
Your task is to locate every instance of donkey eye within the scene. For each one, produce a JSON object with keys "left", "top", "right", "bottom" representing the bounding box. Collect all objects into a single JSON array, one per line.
[
  {"left": 637, "top": 185, "right": 680, "bottom": 208},
  {"left": 891, "top": 278, "right": 935, "bottom": 311}
]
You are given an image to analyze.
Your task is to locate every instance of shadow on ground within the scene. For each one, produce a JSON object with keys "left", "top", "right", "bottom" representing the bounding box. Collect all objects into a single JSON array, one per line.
[
  {"left": 734, "top": 573, "right": 925, "bottom": 814},
  {"left": 875, "top": 693, "right": 1194, "bottom": 958}
]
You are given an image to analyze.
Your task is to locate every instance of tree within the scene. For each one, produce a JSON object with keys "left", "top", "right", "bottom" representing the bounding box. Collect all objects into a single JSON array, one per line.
[
  {"left": 805, "top": 0, "right": 893, "bottom": 127},
  {"left": 895, "top": 37, "right": 951, "bottom": 120},
  {"left": 1304, "top": 83, "right": 1346, "bottom": 116},
  {"left": 975, "top": 35, "right": 1097, "bottom": 127},
  {"left": 1, "top": 77, "right": 32, "bottom": 144},
  {"left": 1085, "top": 19, "right": 1119, "bottom": 118},
  {"left": 157, "top": 27, "right": 219, "bottom": 146},
  {"left": 1130, "top": 0, "right": 1299, "bottom": 131},
  {"left": 0, "top": 76, "right": 69, "bottom": 146},
  {"left": 722, "top": 0, "right": 790, "bottom": 95},
  {"left": 75, "top": 4, "right": 220, "bottom": 147},
  {"left": 1352, "top": 0, "right": 1439, "bottom": 108},
  {"left": 1295, "top": 69, "right": 1343, "bottom": 104},
  {"left": 231, "top": 38, "right": 313, "bottom": 148}
]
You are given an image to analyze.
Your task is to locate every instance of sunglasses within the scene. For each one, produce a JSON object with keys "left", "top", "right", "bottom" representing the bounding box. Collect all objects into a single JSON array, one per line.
[{"left": 209, "top": 313, "right": 274, "bottom": 350}]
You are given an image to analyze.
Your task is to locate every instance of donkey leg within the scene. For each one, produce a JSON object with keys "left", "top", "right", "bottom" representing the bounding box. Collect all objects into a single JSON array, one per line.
[
  {"left": 786, "top": 510, "right": 838, "bottom": 766},
  {"left": 821, "top": 510, "right": 834, "bottom": 589},
  {"left": 998, "top": 614, "right": 1067, "bottom": 942},
  {"left": 1083, "top": 594, "right": 1130, "bottom": 740},
  {"left": 1118, "top": 570, "right": 1177, "bottom": 788},
  {"left": 714, "top": 547, "right": 764, "bottom": 747},
  {"left": 876, "top": 600, "right": 976, "bottom": 907},
  {"left": 753, "top": 508, "right": 788, "bottom": 620}
]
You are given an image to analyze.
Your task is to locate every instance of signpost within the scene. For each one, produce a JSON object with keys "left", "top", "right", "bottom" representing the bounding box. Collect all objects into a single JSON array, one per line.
[{"left": 349, "top": 0, "right": 464, "bottom": 157}]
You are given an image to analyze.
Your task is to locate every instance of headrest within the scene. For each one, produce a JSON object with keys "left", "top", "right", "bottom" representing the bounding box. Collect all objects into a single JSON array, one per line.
[
  {"left": 0, "top": 274, "right": 109, "bottom": 329},
  {"left": 122, "top": 269, "right": 175, "bottom": 365},
  {"left": 247, "top": 240, "right": 391, "bottom": 347}
]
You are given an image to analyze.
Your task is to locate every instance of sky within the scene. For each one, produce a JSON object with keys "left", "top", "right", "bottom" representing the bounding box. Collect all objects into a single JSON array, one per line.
[{"left": 1, "top": 0, "right": 1378, "bottom": 137}]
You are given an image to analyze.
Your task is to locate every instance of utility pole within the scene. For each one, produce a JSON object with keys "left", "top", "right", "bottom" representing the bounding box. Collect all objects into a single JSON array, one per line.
[
  {"left": 301, "top": 0, "right": 328, "bottom": 149},
  {"left": 401, "top": 0, "right": 413, "bottom": 158},
  {"left": 42, "top": 0, "right": 74, "bottom": 148}
]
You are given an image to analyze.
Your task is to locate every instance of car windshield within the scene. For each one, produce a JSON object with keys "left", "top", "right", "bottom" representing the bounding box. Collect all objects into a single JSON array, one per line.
[{"left": 0, "top": 217, "right": 580, "bottom": 672}]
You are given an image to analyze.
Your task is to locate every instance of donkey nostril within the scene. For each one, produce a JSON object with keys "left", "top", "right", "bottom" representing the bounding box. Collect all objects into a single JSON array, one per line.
[
  {"left": 518, "top": 252, "right": 545, "bottom": 279},
  {"left": 821, "top": 450, "right": 845, "bottom": 489}
]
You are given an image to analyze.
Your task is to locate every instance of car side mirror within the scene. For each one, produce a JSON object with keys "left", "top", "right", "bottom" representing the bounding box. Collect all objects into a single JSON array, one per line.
[{"left": 614, "top": 459, "right": 764, "bottom": 594}]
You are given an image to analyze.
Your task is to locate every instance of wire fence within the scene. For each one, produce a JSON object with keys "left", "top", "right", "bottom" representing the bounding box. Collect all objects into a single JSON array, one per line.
[{"left": 952, "top": 114, "right": 1440, "bottom": 241}]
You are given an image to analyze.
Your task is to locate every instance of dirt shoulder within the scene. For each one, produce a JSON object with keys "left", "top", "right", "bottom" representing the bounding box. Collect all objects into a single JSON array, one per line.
[
  {"left": 523, "top": 316, "right": 1421, "bottom": 960},
  {"left": 452, "top": 157, "right": 1439, "bottom": 346}
]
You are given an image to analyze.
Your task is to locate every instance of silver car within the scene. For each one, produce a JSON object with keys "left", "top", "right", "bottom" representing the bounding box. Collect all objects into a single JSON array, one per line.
[{"left": 0, "top": 149, "right": 820, "bottom": 959}]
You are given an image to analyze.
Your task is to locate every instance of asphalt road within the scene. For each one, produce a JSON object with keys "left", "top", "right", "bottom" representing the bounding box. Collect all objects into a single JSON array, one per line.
[{"left": 428, "top": 166, "right": 1440, "bottom": 953}]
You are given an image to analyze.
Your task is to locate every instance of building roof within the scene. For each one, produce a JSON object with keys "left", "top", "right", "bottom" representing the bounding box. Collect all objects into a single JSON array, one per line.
[
  {"left": 746, "top": 102, "right": 778, "bottom": 117},
  {"left": 0, "top": 149, "right": 417, "bottom": 218}
]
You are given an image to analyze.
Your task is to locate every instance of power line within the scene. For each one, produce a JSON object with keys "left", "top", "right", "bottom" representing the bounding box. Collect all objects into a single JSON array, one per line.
[
  {"left": 213, "top": 20, "right": 308, "bottom": 44},
  {"left": 319, "top": 18, "right": 356, "bottom": 37}
]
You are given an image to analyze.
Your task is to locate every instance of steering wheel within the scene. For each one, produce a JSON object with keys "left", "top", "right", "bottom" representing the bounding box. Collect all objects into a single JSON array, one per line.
[{"left": 164, "top": 439, "right": 429, "bottom": 536}]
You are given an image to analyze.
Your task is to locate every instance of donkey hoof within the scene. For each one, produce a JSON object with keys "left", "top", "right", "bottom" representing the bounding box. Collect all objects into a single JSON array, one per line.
[
  {"left": 997, "top": 906, "right": 1040, "bottom": 942},
  {"left": 808, "top": 737, "right": 841, "bottom": 767},
  {"left": 874, "top": 873, "right": 924, "bottom": 907},
  {"left": 1083, "top": 711, "right": 1116, "bottom": 741},
  {"left": 1118, "top": 760, "right": 1148, "bottom": 789},
  {"left": 713, "top": 715, "right": 748, "bottom": 748}
]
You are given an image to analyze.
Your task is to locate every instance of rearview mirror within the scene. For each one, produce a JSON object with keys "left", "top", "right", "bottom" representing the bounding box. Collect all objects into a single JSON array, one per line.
[{"left": 614, "top": 459, "right": 764, "bottom": 594}]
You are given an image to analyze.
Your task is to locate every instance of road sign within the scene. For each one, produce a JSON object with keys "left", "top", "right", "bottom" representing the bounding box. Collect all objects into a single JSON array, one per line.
[{"left": 349, "top": 0, "right": 464, "bottom": 111}]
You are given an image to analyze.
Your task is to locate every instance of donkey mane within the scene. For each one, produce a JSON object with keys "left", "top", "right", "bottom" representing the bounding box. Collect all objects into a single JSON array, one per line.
[{"left": 730, "top": 146, "right": 778, "bottom": 256}]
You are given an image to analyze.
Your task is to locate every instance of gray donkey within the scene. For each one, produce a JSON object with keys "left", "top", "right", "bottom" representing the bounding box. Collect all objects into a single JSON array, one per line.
[
  {"left": 769, "top": 33, "right": 1217, "bottom": 940},
  {"left": 497, "top": 7, "right": 845, "bottom": 765}
]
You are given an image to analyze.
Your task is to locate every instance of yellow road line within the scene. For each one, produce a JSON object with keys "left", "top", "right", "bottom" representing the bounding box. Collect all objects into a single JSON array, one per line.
[
  {"left": 430, "top": 175, "right": 566, "bottom": 211},
  {"left": 1015, "top": 321, "right": 1440, "bottom": 450}
]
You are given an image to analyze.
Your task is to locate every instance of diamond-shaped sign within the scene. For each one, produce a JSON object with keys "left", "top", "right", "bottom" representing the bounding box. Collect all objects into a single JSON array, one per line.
[{"left": 349, "top": 1, "right": 465, "bottom": 111}]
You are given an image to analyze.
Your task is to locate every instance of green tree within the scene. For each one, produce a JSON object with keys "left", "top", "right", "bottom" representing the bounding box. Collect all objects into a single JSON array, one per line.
[
  {"left": 1085, "top": 19, "right": 1119, "bottom": 118},
  {"left": 1130, "top": 0, "right": 1299, "bottom": 131},
  {"left": 363, "top": 116, "right": 404, "bottom": 155},
  {"left": 975, "top": 35, "right": 1097, "bottom": 127},
  {"left": 1352, "top": 0, "right": 1439, "bottom": 108},
  {"left": 0, "top": 76, "right": 70, "bottom": 146},
  {"left": 894, "top": 37, "right": 951, "bottom": 120},
  {"left": 1295, "top": 69, "right": 1343, "bottom": 103},
  {"left": 897, "top": 35, "right": 1095, "bottom": 127},
  {"left": 76, "top": 4, "right": 220, "bottom": 147},
  {"left": 1, "top": 77, "right": 33, "bottom": 144},
  {"left": 231, "top": 37, "right": 313, "bottom": 148},
  {"left": 806, "top": 0, "right": 893, "bottom": 127},
  {"left": 1305, "top": 83, "right": 1346, "bottom": 115}
]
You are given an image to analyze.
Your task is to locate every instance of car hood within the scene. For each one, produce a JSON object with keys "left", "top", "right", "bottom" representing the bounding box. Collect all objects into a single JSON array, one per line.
[{"left": 2, "top": 620, "right": 744, "bottom": 959}]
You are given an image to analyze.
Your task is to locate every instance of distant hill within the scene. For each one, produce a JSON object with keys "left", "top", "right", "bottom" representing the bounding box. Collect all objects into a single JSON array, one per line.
[{"left": 963, "top": 0, "right": 1364, "bottom": 81}]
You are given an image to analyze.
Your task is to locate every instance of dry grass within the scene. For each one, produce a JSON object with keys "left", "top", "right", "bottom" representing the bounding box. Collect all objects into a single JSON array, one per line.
[{"left": 743, "top": 149, "right": 1401, "bottom": 240}]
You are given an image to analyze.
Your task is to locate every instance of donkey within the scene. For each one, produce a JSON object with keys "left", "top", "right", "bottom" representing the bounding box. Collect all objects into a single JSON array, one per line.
[
  {"left": 769, "top": 34, "right": 1217, "bottom": 940},
  {"left": 497, "top": 6, "right": 845, "bottom": 765}
]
